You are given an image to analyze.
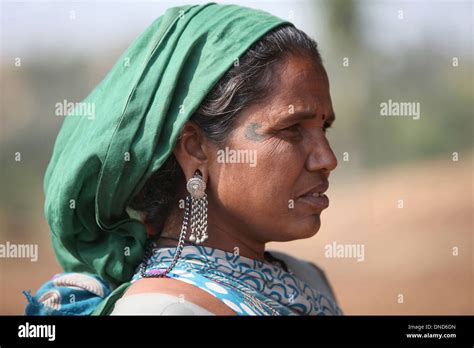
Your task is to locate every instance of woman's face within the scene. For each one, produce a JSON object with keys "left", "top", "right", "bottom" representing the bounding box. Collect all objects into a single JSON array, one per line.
[{"left": 206, "top": 54, "right": 337, "bottom": 243}]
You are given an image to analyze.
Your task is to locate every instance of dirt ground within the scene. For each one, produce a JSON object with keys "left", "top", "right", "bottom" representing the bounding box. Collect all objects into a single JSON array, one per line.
[
  {"left": 269, "top": 152, "right": 473, "bottom": 314},
  {"left": 1, "top": 153, "right": 472, "bottom": 314}
]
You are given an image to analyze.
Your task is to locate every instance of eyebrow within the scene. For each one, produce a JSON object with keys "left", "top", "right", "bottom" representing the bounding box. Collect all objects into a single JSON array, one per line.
[{"left": 282, "top": 110, "right": 336, "bottom": 124}]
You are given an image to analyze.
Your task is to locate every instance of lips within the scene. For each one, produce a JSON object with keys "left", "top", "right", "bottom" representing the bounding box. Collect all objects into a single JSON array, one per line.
[
  {"left": 298, "top": 193, "right": 329, "bottom": 211},
  {"left": 297, "top": 182, "right": 330, "bottom": 211},
  {"left": 299, "top": 181, "right": 328, "bottom": 196}
]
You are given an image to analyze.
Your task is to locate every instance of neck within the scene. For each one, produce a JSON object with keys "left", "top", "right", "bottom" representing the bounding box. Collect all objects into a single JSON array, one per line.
[{"left": 156, "top": 205, "right": 266, "bottom": 262}]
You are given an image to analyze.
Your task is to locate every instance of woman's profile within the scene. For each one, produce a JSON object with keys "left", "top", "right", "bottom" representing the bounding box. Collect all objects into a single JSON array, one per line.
[{"left": 24, "top": 3, "right": 342, "bottom": 316}]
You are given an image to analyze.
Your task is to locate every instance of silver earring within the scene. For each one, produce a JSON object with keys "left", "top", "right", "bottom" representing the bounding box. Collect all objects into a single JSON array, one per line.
[
  {"left": 139, "top": 171, "right": 207, "bottom": 278},
  {"left": 187, "top": 172, "right": 208, "bottom": 244}
]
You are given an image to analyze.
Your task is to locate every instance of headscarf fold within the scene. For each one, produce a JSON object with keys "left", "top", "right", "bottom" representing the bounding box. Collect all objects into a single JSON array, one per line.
[{"left": 43, "top": 3, "right": 289, "bottom": 288}]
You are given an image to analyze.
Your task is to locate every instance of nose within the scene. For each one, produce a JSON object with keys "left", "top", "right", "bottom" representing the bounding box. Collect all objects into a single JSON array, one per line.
[{"left": 305, "top": 132, "right": 338, "bottom": 176}]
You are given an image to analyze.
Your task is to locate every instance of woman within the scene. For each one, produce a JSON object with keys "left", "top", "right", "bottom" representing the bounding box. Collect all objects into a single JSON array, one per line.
[{"left": 24, "top": 3, "right": 341, "bottom": 316}]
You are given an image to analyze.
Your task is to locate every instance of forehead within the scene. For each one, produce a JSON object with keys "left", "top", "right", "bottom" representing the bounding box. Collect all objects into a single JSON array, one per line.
[
  {"left": 270, "top": 55, "right": 330, "bottom": 109},
  {"left": 233, "top": 55, "right": 334, "bottom": 128}
]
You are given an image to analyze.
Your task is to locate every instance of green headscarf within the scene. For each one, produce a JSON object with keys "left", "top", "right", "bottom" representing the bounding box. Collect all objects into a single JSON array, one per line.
[{"left": 44, "top": 3, "right": 289, "bottom": 288}]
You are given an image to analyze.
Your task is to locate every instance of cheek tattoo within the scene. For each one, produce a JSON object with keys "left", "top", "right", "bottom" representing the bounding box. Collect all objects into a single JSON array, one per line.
[{"left": 245, "top": 122, "right": 265, "bottom": 141}]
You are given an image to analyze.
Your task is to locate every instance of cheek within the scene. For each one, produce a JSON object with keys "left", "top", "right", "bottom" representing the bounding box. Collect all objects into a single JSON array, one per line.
[
  {"left": 253, "top": 139, "right": 305, "bottom": 199},
  {"left": 211, "top": 136, "right": 306, "bottom": 219}
]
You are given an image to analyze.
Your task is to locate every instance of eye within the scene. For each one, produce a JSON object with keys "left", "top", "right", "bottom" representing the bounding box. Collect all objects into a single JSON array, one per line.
[{"left": 281, "top": 124, "right": 300, "bottom": 133}]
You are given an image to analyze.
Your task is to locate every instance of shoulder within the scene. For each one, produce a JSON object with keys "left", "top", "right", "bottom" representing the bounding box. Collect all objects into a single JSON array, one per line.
[
  {"left": 111, "top": 277, "right": 237, "bottom": 315},
  {"left": 266, "top": 250, "right": 338, "bottom": 301}
]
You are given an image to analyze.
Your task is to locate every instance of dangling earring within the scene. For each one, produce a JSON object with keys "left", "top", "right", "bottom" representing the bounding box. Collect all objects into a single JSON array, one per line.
[
  {"left": 139, "top": 170, "right": 208, "bottom": 278},
  {"left": 187, "top": 172, "right": 208, "bottom": 244}
]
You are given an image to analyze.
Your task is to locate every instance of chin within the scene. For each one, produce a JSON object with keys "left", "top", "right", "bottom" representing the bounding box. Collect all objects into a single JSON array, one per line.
[
  {"left": 274, "top": 215, "right": 322, "bottom": 241},
  {"left": 301, "top": 215, "right": 322, "bottom": 238}
]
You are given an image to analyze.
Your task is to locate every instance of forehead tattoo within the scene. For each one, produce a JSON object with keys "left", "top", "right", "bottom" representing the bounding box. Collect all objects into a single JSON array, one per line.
[{"left": 245, "top": 122, "right": 265, "bottom": 142}]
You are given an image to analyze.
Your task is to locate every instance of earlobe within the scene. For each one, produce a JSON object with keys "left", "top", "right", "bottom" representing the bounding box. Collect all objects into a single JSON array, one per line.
[
  {"left": 172, "top": 121, "right": 209, "bottom": 182},
  {"left": 190, "top": 168, "right": 208, "bottom": 185}
]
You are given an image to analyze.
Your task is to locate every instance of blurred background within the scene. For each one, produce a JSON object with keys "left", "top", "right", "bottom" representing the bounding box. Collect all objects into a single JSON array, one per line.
[{"left": 0, "top": 0, "right": 472, "bottom": 314}]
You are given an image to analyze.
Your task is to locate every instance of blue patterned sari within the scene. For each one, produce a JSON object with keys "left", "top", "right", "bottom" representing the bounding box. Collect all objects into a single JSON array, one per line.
[
  {"left": 133, "top": 243, "right": 343, "bottom": 315},
  {"left": 24, "top": 244, "right": 342, "bottom": 316}
]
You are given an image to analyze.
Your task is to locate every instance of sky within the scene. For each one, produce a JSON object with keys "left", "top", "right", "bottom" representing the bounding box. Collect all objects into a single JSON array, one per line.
[{"left": 1, "top": 0, "right": 472, "bottom": 61}]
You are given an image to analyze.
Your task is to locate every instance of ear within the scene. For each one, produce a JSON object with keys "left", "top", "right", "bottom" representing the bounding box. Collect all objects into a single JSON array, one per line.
[{"left": 173, "top": 121, "right": 210, "bottom": 183}]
